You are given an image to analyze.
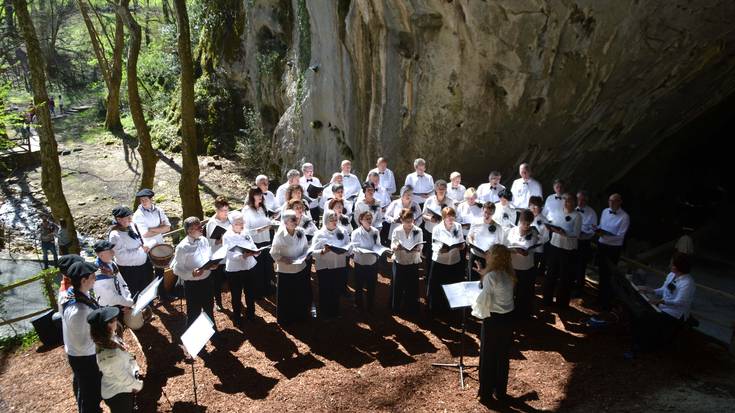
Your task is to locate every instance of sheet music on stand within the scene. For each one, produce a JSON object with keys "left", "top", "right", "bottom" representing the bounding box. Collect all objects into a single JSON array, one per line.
[
  {"left": 131, "top": 276, "right": 163, "bottom": 316},
  {"left": 442, "top": 281, "right": 482, "bottom": 309},
  {"left": 181, "top": 313, "right": 216, "bottom": 359}
]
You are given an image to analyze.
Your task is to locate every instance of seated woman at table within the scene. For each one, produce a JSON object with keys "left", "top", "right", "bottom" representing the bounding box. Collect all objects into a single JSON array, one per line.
[{"left": 625, "top": 252, "right": 696, "bottom": 358}]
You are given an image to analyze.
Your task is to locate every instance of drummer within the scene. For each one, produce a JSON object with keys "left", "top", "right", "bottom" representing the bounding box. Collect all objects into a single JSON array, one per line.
[
  {"left": 133, "top": 189, "right": 171, "bottom": 275},
  {"left": 108, "top": 207, "right": 153, "bottom": 298}
]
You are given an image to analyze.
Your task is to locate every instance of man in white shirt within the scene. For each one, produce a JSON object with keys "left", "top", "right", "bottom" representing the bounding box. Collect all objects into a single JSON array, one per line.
[
  {"left": 276, "top": 169, "right": 301, "bottom": 207},
  {"left": 595, "top": 193, "right": 630, "bottom": 310},
  {"left": 132, "top": 188, "right": 171, "bottom": 248},
  {"left": 255, "top": 174, "right": 278, "bottom": 213},
  {"left": 510, "top": 163, "right": 542, "bottom": 209},
  {"left": 446, "top": 171, "right": 466, "bottom": 204},
  {"left": 574, "top": 190, "right": 597, "bottom": 295},
  {"left": 404, "top": 158, "right": 434, "bottom": 206},
  {"left": 61, "top": 261, "right": 102, "bottom": 413},
  {"left": 476, "top": 171, "right": 505, "bottom": 204},
  {"left": 366, "top": 157, "right": 396, "bottom": 195},
  {"left": 171, "top": 217, "right": 218, "bottom": 330},
  {"left": 299, "top": 162, "right": 323, "bottom": 218},
  {"left": 340, "top": 160, "right": 361, "bottom": 201},
  {"left": 543, "top": 179, "right": 565, "bottom": 219},
  {"left": 626, "top": 253, "right": 696, "bottom": 358}
]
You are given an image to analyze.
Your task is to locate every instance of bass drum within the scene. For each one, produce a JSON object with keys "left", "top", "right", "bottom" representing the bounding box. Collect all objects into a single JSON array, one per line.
[{"left": 123, "top": 310, "right": 145, "bottom": 330}]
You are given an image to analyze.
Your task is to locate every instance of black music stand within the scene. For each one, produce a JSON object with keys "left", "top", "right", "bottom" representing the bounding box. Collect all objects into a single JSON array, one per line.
[{"left": 431, "top": 281, "right": 482, "bottom": 389}]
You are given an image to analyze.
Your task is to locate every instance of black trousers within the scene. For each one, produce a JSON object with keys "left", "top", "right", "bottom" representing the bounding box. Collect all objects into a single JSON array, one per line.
[
  {"left": 379, "top": 222, "right": 391, "bottom": 247},
  {"left": 211, "top": 264, "right": 226, "bottom": 306},
  {"left": 392, "top": 263, "right": 419, "bottom": 313},
  {"left": 184, "top": 276, "right": 215, "bottom": 329},
  {"left": 226, "top": 268, "right": 258, "bottom": 321},
  {"left": 544, "top": 246, "right": 577, "bottom": 308},
  {"left": 68, "top": 354, "right": 102, "bottom": 413},
  {"left": 468, "top": 252, "right": 486, "bottom": 282},
  {"left": 575, "top": 239, "right": 593, "bottom": 291},
  {"left": 421, "top": 225, "right": 433, "bottom": 264},
  {"left": 514, "top": 268, "right": 536, "bottom": 318},
  {"left": 354, "top": 262, "right": 378, "bottom": 310},
  {"left": 427, "top": 260, "right": 464, "bottom": 314},
  {"left": 317, "top": 267, "right": 344, "bottom": 318},
  {"left": 104, "top": 392, "right": 134, "bottom": 413},
  {"left": 597, "top": 243, "right": 622, "bottom": 310},
  {"left": 479, "top": 312, "right": 514, "bottom": 399},
  {"left": 631, "top": 310, "right": 683, "bottom": 352},
  {"left": 277, "top": 268, "right": 311, "bottom": 325},
  {"left": 118, "top": 260, "right": 153, "bottom": 298},
  {"left": 256, "top": 241, "right": 275, "bottom": 298}
]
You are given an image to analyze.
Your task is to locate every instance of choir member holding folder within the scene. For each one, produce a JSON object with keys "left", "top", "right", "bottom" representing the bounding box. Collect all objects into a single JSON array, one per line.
[
  {"left": 290, "top": 199, "right": 318, "bottom": 240},
  {"left": 505, "top": 210, "right": 539, "bottom": 318},
  {"left": 243, "top": 187, "right": 276, "bottom": 298},
  {"left": 385, "top": 185, "right": 423, "bottom": 238},
  {"left": 456, "top": 188, "right": 483, "bottom": 236},
  {"left": 206, "top": 196, "right": 231, "bottom": 311},
  {"left": 270, "top": 209, "right": 311, "bottom": 325},
  {"left": 312, "top": 209, "right": 353, "bottom": 319},
  {"left": 299, "top": 162, "right": 323, "bottom": 221},
  {"left": 467, "top": 202, "right": 506, "bottom": 281},
  {"left": 422, "top": 180, "right": 454, "bottom": 268},
  {"left": 222, "top": 211, "right": 262, "bottom": 326},
  {"left": 493, "top": 189, "right": 518, "bottom": 230},
  {"left": 544, "top": 193, "right": 582, "bottom": 308},
  {"left": 351, "top": 211, "right": 385, "bottom": 312},
  {"left": 391, "top": 208, "right": 424, "bottom": 313},
  {"left": 353, "top": 182, "right": 385, "bottom": 230},
  {"left": 171, "top": 217, "right": 219, "bottom": 330},
  {"left": 428, "top": 207, "right": 466, "bottom": 314}
]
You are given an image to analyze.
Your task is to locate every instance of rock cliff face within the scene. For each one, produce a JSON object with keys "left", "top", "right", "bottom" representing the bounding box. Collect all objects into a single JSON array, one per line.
[{"left": 208, "top": 0, "right": 735, "bottom": 190}]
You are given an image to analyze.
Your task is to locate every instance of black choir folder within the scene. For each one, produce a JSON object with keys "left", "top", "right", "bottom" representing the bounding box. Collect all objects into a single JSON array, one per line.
[
  {"left": 208, "top": 225, "right": 227, "bottom": 240},
  {"left": 398, "top": 239, "right": 425, "bottom": 251},
  {"left": 230, "top": 244, "right": 271, "bottom": 254},
  {"left": 325, "top": 243, "right": 350, "bottom": 255},
  {"left": 306, "top": 184, "right": 324, "bottom": 199}
]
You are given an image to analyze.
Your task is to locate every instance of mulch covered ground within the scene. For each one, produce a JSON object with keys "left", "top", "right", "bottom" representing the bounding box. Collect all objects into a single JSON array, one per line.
[{"left": 1, "top": 267, "right": 734, "bottom": 412}]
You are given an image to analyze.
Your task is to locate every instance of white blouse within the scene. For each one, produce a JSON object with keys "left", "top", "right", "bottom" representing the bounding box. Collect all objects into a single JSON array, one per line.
[
  {"left": 431, "top": 221, "right": 465, "bottom": 265},
  {"left": 505, "top": 227, "right": 538, "bottom": 271},
  {"left": 312, "top": 227, "right": 351, "bottom": 270},
  {"left": 471, "top": 271, "right": 515, "bottom": 318},
  {"left": 351, "top": 226, "right": 382, "bottom": 266},
  {"left": 423, "top": 196, "right": 455, "bottom": 232},
  {"left": 493, "top": 202, "right": 518, "bottom": 229},
  {"left": 391, "top": 224, "right": 423, "bottom": 265},
  {"left": 353, "top": 199, "right": 385, "bottom": 228},
  {"left": 222, "top": 229, "right": 258, "bottom": 272},
  {"left": 270, "top": 227, "right": 309, "bottom": 274},
  {"left": 96, "top": 341, "right": 143, "bottom": 400},
  {"left": 384, "top": 199, "right": 423, "bottom": 233},
  {"left": 109, "top": 227, "right": 148, "bottom": 267},
  {"left": 467, "top": 220, "right": 506, "bottom": 256},
  {"left": 457, "top": 202, "right": 483, "bottom": 235},
  {"left": 205, "top": 216, "right": 231, "bottom": 255},
  {"left": 242, "top": 205, "right": 272, "bottom": 243},
  {"left": 549, "top": 210, "right": 582, "bottom": 250}
]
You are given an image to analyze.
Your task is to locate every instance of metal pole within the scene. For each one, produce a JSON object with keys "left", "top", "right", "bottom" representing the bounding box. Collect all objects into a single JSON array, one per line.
[{"left": 191, "top": 361, "right": 198, "bottom": 405}]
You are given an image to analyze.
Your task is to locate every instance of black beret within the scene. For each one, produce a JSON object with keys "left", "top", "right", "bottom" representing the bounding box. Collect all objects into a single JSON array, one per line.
[
  {"left": 58, "top": 254, "right": 84, "bottom": 274},
  {"left": 67, "top": 261, "right": 98, "bottom": 280},
  {"left": 112, "top": 206, "right": 133, "bottom": 218},
  {"left": 93, "top": 240, "right": 115, "bottom": 252},
  {"left": 86, "top": 306, "right": 120, "bottom": 328},
  {"left": 135, "top": 188, "right": 154, "bottom": 198}
]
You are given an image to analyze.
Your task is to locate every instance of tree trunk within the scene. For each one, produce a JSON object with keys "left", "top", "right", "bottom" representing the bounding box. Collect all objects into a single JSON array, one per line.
[
  {"left": 172, "top": 0, "right": 202, "bottom": 219},
  {"left": 76, "top": 0, "right": 123, "bottom": 132},
  {"left": 105, "top": 4, "right": 124, "bottom": 132},
  {"left": 117, "top": 0, "right": 157, "bottom": 208},
  {"left": 13, "top": 0, "right": 80, "bottom": 253}
]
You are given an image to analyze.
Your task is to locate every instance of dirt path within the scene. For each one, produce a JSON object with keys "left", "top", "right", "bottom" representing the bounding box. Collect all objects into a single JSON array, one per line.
[{"left": 1, "top": 278, "right": 733, "bottom": 412}]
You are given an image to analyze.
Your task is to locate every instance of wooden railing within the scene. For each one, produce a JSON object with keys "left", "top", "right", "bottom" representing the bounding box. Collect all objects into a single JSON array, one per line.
[{"left": 0, "top": 268, "right": 57, "bottom": 327}]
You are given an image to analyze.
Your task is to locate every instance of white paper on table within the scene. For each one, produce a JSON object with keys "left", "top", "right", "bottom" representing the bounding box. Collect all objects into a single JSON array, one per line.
[
  {"left": 181, "top": 312, "right": 215, "bottom": 358},
  {"left": 442, "top": 281, "right": 482, "bottom": 309},
  {"left": 131, "top": 276, "right": 163, "bottom": 316}
]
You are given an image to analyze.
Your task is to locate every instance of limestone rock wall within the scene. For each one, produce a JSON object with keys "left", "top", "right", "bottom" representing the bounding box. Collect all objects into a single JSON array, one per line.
[{"left": 217, "top": 0, "right": 735, "bottom": 189}]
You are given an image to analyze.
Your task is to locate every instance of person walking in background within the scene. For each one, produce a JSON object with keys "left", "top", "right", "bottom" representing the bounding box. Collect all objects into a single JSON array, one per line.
[{"left": 39, "top": 215, "right": 59, "bottom": 269}]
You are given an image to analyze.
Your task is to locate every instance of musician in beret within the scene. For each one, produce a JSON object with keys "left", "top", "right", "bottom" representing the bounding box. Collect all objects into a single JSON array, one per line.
[
  {"left": 108, "top": 207, "right": 153, "bottom": 298},
  {"left": 57, "top": 254, "right": 85, "bottom": 309},
  {"left": 93, "top": 240, "right": 134, "bottom": 310},
  {"left": 60, "top": 261, "right": 102, "bottom": 413}
]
